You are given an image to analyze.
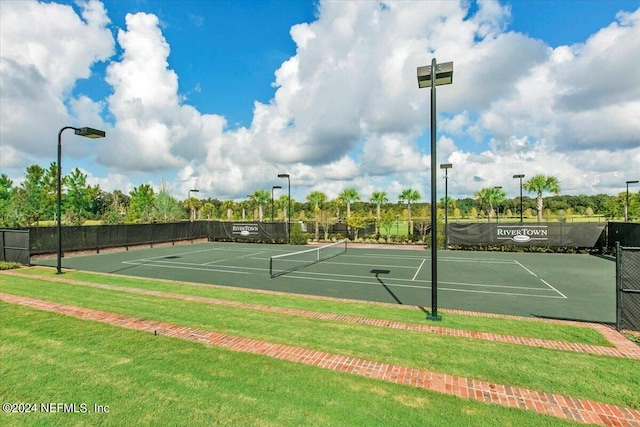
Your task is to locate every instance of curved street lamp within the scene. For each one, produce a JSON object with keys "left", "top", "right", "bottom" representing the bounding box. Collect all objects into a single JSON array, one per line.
[
  {"left": 272, "top": 185, "right": 282, "bottom": 222},
  {"left": 57, "top": 126, "right": 105, "bottom": 274},
  {"left": 418, "top": 59, "right": 454, "bottom": 321},
  {"left": 440, "top": 163, "right": 452, "bottom": 247},
  {"left": 277, "top": 174, "right": 291, "bottom": 244},
  {"left": 626, "top": 180, "right": 639, "bottom": 222}
]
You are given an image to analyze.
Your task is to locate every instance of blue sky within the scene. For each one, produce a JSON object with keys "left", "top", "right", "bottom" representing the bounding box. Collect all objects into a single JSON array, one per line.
[{"left": 1, "top": 0, "right": 639, "bottom": 203}]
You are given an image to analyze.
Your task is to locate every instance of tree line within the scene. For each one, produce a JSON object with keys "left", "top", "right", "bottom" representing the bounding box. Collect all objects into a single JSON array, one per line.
[{"left": 0, "top": 165, "right": 638, "bottom": 229}]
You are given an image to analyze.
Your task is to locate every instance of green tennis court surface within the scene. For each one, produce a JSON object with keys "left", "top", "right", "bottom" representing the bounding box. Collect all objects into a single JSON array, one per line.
[{"left": 35, "top": 242, "right": 616, "bottom": 323}]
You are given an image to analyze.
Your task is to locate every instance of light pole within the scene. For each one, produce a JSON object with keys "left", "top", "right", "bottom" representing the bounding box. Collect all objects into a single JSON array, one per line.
[
  {"left": 277, "top": 174, "right": 291, "bottom": 244},
  {"left": 626, "top": 180, "right": 639, "bottom": 222},
  {"left": 418, "top": 59, "right": 453, "bottom": 321},
  {"left": 272, "top": 185, "right": 282, "bottom": 222},
  {"left": 440, "top": 163, "right": 452, "bottom": 248},
  {"left": 513, "top": 174, "right": 525, "bottom": 222},
  {"left": 188, "top": 189, "right": 199, "bottom": 221},
  {"left": 57, "top": 126, "right": 105, "bottom": 274}
]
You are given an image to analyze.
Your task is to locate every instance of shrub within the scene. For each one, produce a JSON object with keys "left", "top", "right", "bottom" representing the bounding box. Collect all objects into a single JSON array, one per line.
[
  {"left": 0, "top": 261, "right": 21, "bottom": 270},
  {"left": 289, "top": 223, "right": 308, "bottom": 245}
]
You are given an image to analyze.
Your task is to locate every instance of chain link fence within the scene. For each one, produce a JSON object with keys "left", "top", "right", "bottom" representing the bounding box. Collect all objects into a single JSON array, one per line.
[{"left": 616, "top": 243, "right": 640, "bottom": 331}]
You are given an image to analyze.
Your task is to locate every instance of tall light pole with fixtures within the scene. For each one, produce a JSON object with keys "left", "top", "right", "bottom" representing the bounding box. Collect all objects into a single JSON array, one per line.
[
  {"left": 513, "top": 174, "right": 525, "bottom": 222},
  {"left": 440, "top": 163, "right": 452, "bottom": 248},
  {"left": 272, "top": 185, "right": 282, "bottom": 222},
  {"left": 418, "top": 59, "right": 453, "bottom": 321},
  {"left": 277, "top": 174, "right": 291, "bottom": 244},
  {"left": 57, "top": 126, "right": 105, "bottom": 274},
  {"left": 188, "top": 189, "right": 199, "bottom": 221},
  {"left": 626, "top": 180, "right": 639, "bottom": 222}
]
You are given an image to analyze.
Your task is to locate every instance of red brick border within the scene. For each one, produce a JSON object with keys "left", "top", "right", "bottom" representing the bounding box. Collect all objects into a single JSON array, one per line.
[
  {"left": 4, "top": 271, "right": 639, "bottom": 359},
  {"left": 2, "top": 292, "right": 639, "bottom": 427}
]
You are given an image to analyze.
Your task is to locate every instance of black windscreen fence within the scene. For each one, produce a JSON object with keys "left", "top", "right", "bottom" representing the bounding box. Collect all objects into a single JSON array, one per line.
[
  {"left": 0, "top": 229, "right": 30, "bottom": 265},
  {"left": 617, "top": 245, "right": 640, "bottom": 331},
  {"left": 22, "top": 221, "right": 288, "bottom": 257},
  {"left": 608, "top": 222, "right": 640, "bottom": 248},
  {"left": 28, "top": 222, "right": 210, "bottom": 255},
  {"left": 448, "top": 223, "right": 607, "bottom": 248}
]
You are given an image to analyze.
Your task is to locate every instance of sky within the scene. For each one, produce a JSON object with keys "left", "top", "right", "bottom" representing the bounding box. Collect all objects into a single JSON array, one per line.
[{"left": 1, "top": 0, "right": 639, "bottom": 204}]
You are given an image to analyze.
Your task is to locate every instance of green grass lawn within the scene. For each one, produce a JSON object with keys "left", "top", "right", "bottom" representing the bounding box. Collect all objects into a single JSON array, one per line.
[
  {"left": 1, "top": 268, "right": 638, "bottom": 426},
  {"left": 1, "top": 303, "right": 581, "bottom": 427},
  {"left": 13, "top": 268, "right": 612, "bottom": 346}
]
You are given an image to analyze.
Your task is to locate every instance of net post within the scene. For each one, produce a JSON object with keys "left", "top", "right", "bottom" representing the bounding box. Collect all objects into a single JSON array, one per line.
[{"left": 269, "top": 256, "right": 273, "bottom": 279}]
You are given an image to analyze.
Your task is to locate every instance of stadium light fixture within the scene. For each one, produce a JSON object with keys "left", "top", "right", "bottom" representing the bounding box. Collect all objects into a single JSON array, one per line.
[
  {"left": 278, "top": 174, "right": 291, "bottom": 244},
  {"left": 626, "top": 180, "right": 639, "bottom": 222},
  {"left": 188, "top": 189, "right": 200, "bottom": 222},
  {"left": 513, "top": 174, "right": 525, "bottom": 222},
  {"left": 418, "top": 59, "right": 454, "bottom": 321},
  {"left": 57, "top": 126, "right": 105, "bottom": 274},
  {"left": 272, "top": 185, "right": 282, "bottom": 222},
  {"left": 440, "top": 164, "right": 452, "bottom": 248}
]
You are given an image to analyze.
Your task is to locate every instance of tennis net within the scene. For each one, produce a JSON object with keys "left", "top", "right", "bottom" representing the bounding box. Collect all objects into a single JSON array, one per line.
[{"left": 270, "top": 239, "right": 347, "bottom": 278}]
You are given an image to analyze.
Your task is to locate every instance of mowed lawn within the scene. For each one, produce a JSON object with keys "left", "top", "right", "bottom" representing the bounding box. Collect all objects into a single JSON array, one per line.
[{"left": 1, "top": 267, "right": 638, "bottom": 426}]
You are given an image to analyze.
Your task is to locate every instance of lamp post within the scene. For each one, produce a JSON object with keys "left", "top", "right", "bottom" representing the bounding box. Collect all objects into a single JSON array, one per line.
[
  {"left": 440, "top": 163, "right": 452, "bottom": 248},
  {"left": 57, "top": 126, "right": 105, "bottom": 274},
  {"left": 513, "top": 174, "right": 525, "bottom": 222},
  {"left": 272, "top": 185, "right": 282, "bottom": 222},
  {"left": 188, "top": 189, "right": 199, "bottom": 221},
  {"left": 626, "top": 180, "right": 639, "bottom": 222},
  {"left": 418, "top": 59, "right": 453, "bottom": 321},
  {"left": 277, "top": 174, "right": 291, "bottom": 244}
]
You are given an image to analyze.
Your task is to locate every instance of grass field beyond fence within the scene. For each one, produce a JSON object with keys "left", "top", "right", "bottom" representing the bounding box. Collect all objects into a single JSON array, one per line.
[{"left": 1, "top": 268, "right": 638, "bottom": 426}]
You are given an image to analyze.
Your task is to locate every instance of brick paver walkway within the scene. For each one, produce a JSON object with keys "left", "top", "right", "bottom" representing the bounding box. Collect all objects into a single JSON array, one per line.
[
  {"left": 4, "top": 271, "right": 639, "bottom": 360},
  {"left": 2, "top": 291, "right": 639, "bottom": 426}
]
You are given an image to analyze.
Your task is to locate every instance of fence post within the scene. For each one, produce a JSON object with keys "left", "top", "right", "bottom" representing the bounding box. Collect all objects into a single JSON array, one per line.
[{"left": 615, "top": 241, "right": 621, "bottom": 331}]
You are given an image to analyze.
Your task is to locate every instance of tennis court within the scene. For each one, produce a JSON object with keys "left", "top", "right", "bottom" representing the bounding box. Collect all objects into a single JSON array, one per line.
[{"left": 35, "top": 241, "right": 616, "bottom": 323}]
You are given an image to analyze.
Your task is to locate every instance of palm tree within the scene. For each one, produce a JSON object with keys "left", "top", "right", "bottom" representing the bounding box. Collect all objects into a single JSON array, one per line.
[
  {"left": 339, "top": 187, "right": 360, "bottom": 218},
  {"left": 277, "top": 194, "right": 291, "bottom": 221},
  {"left": 306, "top": 190, "right": 327, "bottom": 240},
  {"left": 523, "top": 174, "right": 561, "bottom": 222},
  {"left": 399, "top": 188, "right": 420, "bottom": 234},
  {"left": 369, "top": 191, "right": 388, "bottom": 233},
  {"left": 249, "top": 190, "right": 270, "bottom": 221},
  {"left": 474, "top": 187, "right": 506, "bottom": 222},
  {"left": 221, "top": 200, "right": 235, "bottom": 221}
]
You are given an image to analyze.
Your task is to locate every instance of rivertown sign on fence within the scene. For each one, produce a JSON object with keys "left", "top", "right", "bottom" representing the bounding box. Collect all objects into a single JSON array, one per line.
[
  {"left": 232, "top": 223, "right": 259, "bottom": 237},
  {"left": 496, "top": 225, "right": 548, "bottom": 243},
  {"left": 449, "top": 223, "right": 605, "bottom": 248}
]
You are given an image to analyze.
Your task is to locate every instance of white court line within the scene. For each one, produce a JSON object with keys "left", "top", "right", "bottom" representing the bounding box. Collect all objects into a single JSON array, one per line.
[
  {"left": 514, "top": 260, "right": 538, "bottom": 277},
  {"left": 122, "top": 258, "right": 268, "bottom": 273},
  {"left": 127, "top": 246, "right": 219, "bottom": 262},
  {"left": 541, "top": 279, "right": 568, "bottom": 299},
  {"left": 202, "top": 250, "right": 265, "bottom": 266},
  {"left": 316, "top": 260, "right": 418, "bottom": 270},
  {"left": 412, "top": 259, "right": 426, "bottom": 281},
  {"left": 514, "top": 260, "right": 566, "bottom": 299},
  {"left": 286, "top": 274, "right": 566, "bottom": 299},
  {"left": 346, "top": 253, "right": 514, "bottom": 264},
  {"left": 120, "top": 260, "right": 254, "bottom": 275},
  {"left": 279, "top": 269, "right": 557, "bottom": 292}
]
